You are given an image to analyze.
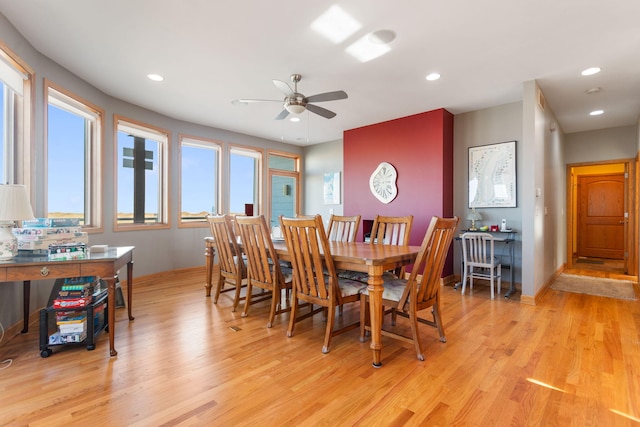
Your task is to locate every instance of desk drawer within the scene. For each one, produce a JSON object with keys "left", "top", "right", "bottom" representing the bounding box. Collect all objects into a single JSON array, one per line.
[{"left": 7, "top": 264, "right": 81, "bottom": 281}]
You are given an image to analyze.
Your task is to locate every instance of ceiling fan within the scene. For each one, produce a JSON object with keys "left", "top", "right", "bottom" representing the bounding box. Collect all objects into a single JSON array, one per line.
[{"left": 236, "top": 74, "right": 348, "bottom": 120}]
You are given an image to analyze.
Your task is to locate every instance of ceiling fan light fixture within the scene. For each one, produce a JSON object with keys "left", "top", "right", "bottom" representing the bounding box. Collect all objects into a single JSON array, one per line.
[{"left": 285, "top": 102, "right": 306, "bottom": 115}]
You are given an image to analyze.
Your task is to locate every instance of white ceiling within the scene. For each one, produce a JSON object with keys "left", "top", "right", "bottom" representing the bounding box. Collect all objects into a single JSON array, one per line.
[{"left": 1, "top": 1, "right": 639, "bottom": 146}]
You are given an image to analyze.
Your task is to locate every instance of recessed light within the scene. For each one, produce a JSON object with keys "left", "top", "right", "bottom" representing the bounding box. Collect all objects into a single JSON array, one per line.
[
  {"left": 589, "top": 110, "right": 604, "bottom": 116},
  {"left": 581, "top": 67, "right": 601, "bottom": 76},
  {"left": 426, "top": 73, "right": 441, "bottom": 81},
  {"left": 585, "top": 87, "right": 601, "bottom": 94},
  {"left": 368, "top": 30, "right": 396, "bottom": 45},
  {"left": 147, "top": 74, "right": 164, "bottom": 82}
]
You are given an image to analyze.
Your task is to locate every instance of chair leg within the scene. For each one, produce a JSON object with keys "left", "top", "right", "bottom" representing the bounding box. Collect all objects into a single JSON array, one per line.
[
  {"left": 409, "top": 310, "right": 424, "bottom": 361},
  {"left": 214, "top": 280, "right": 223, "bottom": 303},
  {"left": 232, "top": 282, "right": 243, "bottom": 312},
  {"left": 432, "top": 299, "right": 446, "bottom": 343},
  {"left": 489, "top": 275, "right": 495, "bottom": 300},
  {"left": 287, "top": 294, "right": 298, "bottom": 338},
  {"left": 322, "top": 304, "right": 336, "bottom": 354},
  {"left": 497, "top": 266, "right": 502, "bottom": 296},
  {"left": 266, "top": 286, "right": 278, "bottom": 328},
  {"left": 461, "top": 268, "right": 468, "bottom": 295},
  {"left": 241, "top": 283, "right": 253, "bottom": 317}
]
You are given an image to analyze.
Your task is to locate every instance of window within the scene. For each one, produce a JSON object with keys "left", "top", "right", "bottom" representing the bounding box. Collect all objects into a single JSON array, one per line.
[
  {"left": 179, "top": 135, "right": 221, "bottom": 225},
  {"left": 229, "top": 146, "right": 262, "bottom": 215},
  {"left": 0, "top": 49, "right": 31, "bottom": 186},
  {"left": 268, "top": 152, "right": 300, "bottom": 227},
  {"left": 115, "top": 116, "right": 169, "bottom": 229},
  {"left": 46, "top": 82, "right": 103, "bottom": 229}
]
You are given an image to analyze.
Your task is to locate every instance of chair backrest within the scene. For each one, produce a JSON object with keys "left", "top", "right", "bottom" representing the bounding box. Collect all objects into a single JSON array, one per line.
[
  {"left": 235, "top": 215, "right": 284, "bottom": 288},
  {"left": 327, "top": 214, "right": 361, "bottom": 242},
  {"left": 279, "top": 214, "right": 338, "bottom": 305},
  {"left": 370, "top": 214, "right": 413, "bottom": 245},
  {"left": 206, "top": 214, "right": 246, "bottom": 280},
  {"left": 461, "top": 232, "right": 496, "bottom": 267},
  {"left": 398, "top": 216, "right": 459, "bottom": 307}
]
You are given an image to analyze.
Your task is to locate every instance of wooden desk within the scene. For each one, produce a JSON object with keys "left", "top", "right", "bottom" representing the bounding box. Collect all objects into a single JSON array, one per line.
[
  {"left": 204, "top": 237, "right": 419, "bottom": 367},
  {"left": 1, "top": 246, "right": 135, "bottom": 356}
]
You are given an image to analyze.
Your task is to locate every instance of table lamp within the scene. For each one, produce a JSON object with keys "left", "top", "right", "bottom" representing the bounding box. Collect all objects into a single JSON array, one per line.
[
  {"left": 466, "top": 208, "right": 482, "bottom": 231},
  {"left": 0, "top": 184, "right": 35, "bottom": 260}
]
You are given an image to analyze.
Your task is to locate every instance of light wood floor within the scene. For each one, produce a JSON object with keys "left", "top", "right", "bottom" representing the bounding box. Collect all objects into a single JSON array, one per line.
[{"left": 1, "top": 267, "right": 639, "bottom": 426}]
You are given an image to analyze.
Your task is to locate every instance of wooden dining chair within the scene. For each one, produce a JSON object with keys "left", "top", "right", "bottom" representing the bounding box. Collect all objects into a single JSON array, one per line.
[
  {"left": 369, "top": 214, "right": 414, "bottom": 246},
  {"left": 460, "top": 232, "right": 502, "bottom": 300},
  {"left": 234, "top": 215, "right": 293, "bottom": 327},
  {"left": 327, "top": 214, "right": 361, "bottom": 242},
  {"left": 279, "top": 214, "right": 367, "bottom": 353},
  {"left": 360, "top": 216, "right": 459, "bottom": 361},
  {"left": 206, "top": 214, "right": 269, "bottom": 312},
  {"left": 340, "top": 214, "right": 414, "bottom": 282}
]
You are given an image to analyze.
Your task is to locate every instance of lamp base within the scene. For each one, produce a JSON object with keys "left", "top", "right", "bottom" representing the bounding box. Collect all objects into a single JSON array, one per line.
[{"left": 0, "top": 223, "right": 18, "bottom": 260}]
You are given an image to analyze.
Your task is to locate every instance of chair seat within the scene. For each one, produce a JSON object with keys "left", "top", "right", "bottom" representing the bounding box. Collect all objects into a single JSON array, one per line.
[
  {"left": 337, "top": 270, "right": 397, "bottom": 283},
  {"left": 337, "top": 278, "right": 369, "bottom": 297},
  {"left": 359, "top": 277, "right": 407, "bottom": 301}
]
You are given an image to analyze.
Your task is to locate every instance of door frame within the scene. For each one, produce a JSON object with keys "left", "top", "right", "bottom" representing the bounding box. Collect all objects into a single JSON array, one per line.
[{"left": 565, "top": 158, "right": 637, "bottom": 275}]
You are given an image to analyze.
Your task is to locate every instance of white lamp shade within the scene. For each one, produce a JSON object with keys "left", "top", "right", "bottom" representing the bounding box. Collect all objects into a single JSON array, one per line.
[
  {"left": 0, "top": 184, "right": 35, "bottom": 221},
  {"left": 466, "top": 210, "right": 482, "bottom": 221},
  {"left": 285, "top": 103, "right": 306, "bottom": 114}
]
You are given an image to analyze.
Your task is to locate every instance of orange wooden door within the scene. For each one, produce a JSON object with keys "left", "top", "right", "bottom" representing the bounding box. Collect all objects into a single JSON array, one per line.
[{"left": 577, "top": 174, "right": 625, "bottom": 259}]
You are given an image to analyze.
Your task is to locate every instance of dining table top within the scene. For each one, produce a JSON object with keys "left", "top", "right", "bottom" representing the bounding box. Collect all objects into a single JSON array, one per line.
[{"left": 270, "top": 240, "right": 421, "bottom": 266}]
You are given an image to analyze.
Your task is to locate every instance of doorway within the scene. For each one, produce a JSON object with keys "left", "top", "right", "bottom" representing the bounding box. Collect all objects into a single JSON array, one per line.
[{"left": 566, "top": 160, "right": 637, "bottom": 280}]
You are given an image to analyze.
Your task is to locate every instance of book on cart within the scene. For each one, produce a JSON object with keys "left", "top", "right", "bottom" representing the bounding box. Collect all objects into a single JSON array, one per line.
[
  {"left": 49, "top": 331, "right": 88, "bottom": 345},
  {"left": 53, "top": 297, "right": 92, "bottom": 309}
]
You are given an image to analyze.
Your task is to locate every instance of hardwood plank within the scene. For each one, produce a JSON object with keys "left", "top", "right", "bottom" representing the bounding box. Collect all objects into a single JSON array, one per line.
[{"left": 1, "top": 268, "right": 639, "bottom": 426}]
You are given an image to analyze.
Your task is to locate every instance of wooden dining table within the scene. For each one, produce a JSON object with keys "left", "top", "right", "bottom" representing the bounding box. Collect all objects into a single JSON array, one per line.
[{"left": 204, "top": 237, "right": 420, "bottom": 367}]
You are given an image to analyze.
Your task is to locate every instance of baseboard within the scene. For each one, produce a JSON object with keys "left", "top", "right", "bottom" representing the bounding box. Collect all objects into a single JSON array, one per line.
[
  {"left": 0, "top": 310, "right": 42, "bottom": 349},
  {"left": 521, "top": 263, "right": 566, "bottom": 305}
]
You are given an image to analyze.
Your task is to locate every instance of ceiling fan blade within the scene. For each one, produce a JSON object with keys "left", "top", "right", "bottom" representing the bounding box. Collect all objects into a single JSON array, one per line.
[
  {"left": 306, "top": 103, "right": 337, "bottom": 119},
  {"left": 274, "top": 109, "right": 290, "bottom": 120},
  {"left": 236, "top": 98, "right": 282, "bottom": 103},
  {"left": 273, "top": 79, "right": 295, "bottom": 97},
  {"left": 306, "top": 90, "right": 348, "bottom": 103}
]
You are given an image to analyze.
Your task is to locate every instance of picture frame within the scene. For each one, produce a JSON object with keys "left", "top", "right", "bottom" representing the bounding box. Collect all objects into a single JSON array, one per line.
[
  {"left": 468, "top": 140, "right": 516, "bottom": 208},
  {"left": 323, "top": 172, "right": 341, "bottom": 205}
]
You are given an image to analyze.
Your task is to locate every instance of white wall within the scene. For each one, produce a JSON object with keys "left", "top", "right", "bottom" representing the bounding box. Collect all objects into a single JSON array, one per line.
[{"left": 302, "top": 139, "right": 343, "bottom": 219}]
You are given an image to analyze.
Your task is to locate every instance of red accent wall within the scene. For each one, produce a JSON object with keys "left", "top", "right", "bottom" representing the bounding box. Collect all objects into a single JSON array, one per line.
[{"left": 344, "top": 108, "right": 455, "bottom": 274}]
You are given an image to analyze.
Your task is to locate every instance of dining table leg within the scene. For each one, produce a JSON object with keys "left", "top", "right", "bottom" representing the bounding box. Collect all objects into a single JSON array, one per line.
[
  {"left": 204, "top": 237, "right": 215, "bottom": 297},
  {"left": 367, "top": 266, "right": 385, "bottom": 367}
]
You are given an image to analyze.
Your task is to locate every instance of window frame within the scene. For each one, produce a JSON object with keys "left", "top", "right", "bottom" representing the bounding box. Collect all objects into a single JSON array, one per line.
[
  {"left": 228, "top": 144, "right": 262, "bottom": 216},
  {"left": 267, "top": 150, "right": 300, "bottom": 225},
  {"left": 0, "top": 44, "right": 34, "bottom": 193},
  {"left": 178, "top": 134, "right": 222, "bottom": 228},
  {"left": 45, "top": 80, "right": 104, "bottom": 232},
  {"left": 114, "top": 115, "right": 170, "bottom": 231}
]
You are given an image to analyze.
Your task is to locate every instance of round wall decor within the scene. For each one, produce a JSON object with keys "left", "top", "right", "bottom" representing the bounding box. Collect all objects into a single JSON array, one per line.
[{"left": 369, "top": 162, "right": 397, "bottom": 204}]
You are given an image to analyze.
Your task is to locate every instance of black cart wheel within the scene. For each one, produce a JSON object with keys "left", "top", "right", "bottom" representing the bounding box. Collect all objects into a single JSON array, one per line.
[
  {"left": 40, "top": 348, "right": 52, "bottom": 358},
  {"left": 87, "top": 344, "right": 95, "bottom": 351}
]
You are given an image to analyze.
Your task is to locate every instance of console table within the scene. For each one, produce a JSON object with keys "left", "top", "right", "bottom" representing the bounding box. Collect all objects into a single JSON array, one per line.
[
  {"left": 454, "top": 230, "right": 517, "bottom": 298},
  {"left": 0, "top": 246, "right": 135, "bottom": 356}
]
